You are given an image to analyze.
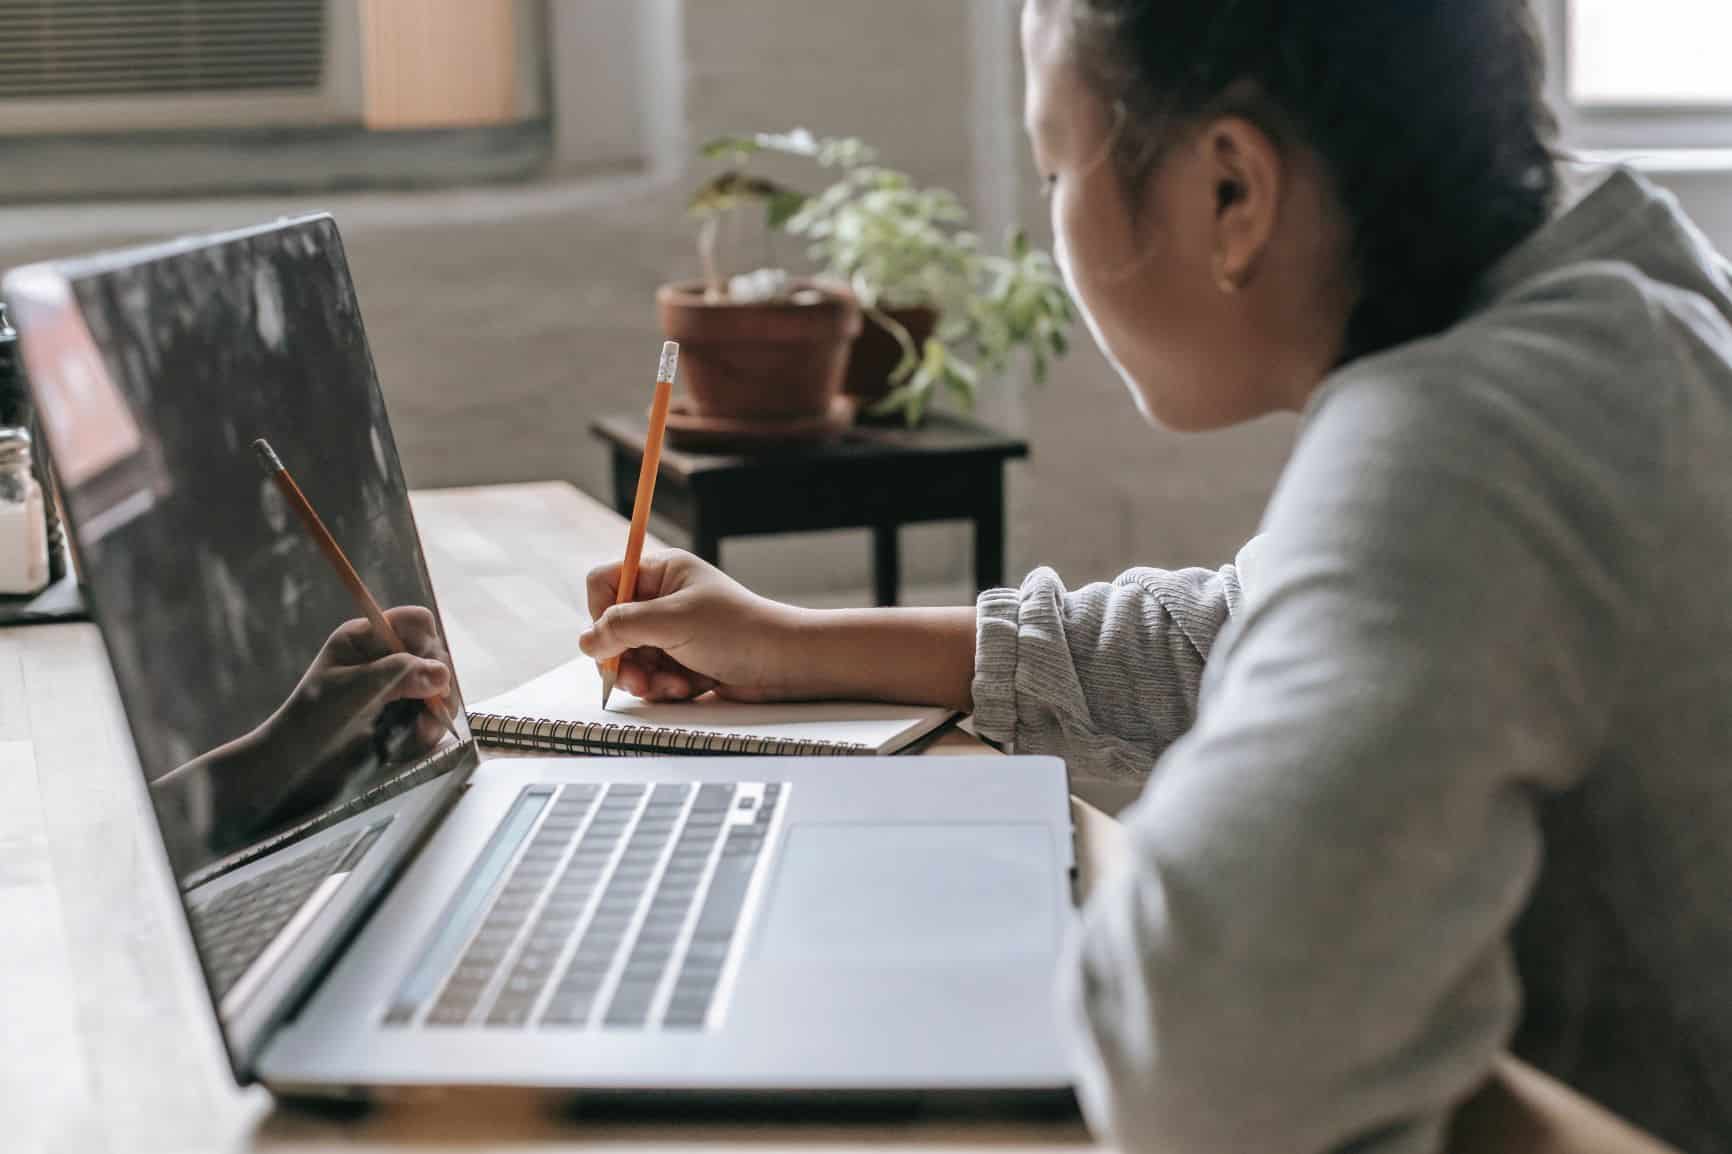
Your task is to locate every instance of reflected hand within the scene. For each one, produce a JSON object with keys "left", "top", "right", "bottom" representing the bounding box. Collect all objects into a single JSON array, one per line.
[
  {"left": 207, "top": 606, "right": 455, "bottom": 841},
  {"left": 272, "top": 605, "right": 454, "bottom": 765}
]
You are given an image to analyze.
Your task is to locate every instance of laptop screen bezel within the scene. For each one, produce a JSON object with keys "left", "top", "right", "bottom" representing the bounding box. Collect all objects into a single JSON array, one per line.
[{"left": 2, "top": 214, "right": 481, "bottom": 1082}]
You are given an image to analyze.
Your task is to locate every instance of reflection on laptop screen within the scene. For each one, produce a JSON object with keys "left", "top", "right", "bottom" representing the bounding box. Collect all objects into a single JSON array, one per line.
[{"left": 7, "top": 216, "right": 470, "bottom": 891}]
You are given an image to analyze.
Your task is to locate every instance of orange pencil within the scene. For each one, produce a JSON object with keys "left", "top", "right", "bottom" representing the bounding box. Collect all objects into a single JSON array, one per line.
[
  {"left": 253, "top": 438, "right": 463, "bottom": 743},
  {"left": 600, "top": 340, "right": 679, "bottom": 709}
]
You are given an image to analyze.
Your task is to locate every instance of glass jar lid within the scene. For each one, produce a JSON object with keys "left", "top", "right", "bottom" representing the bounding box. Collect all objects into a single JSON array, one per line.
[{"left": 0, "top": 425, "right": 32, "bottom": 468}]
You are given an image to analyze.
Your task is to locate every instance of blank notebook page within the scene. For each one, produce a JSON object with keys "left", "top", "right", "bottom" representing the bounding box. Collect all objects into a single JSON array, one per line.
[{"left": 468, "top": 656, "right": 956, "bottom": 755}]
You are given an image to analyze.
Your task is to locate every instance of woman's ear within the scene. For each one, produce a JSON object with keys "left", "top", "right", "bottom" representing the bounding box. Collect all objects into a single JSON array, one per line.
[{"left": 1200, "top": 117, "right": 1282, "bottom": 293}]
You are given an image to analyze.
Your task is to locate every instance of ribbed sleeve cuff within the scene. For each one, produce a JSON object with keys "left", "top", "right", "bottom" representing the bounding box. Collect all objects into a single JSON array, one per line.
[{"left": 973, "top": 583, "right": 1027, "bottom": 747}]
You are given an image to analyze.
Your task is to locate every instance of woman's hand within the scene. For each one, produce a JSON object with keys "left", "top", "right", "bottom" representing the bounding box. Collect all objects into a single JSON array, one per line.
[
  {"left": 579, "top": 549, "right": 978, "bottom": 712},
  {"left": 579, "top": 550, "right": 805, "bottom": 702}
]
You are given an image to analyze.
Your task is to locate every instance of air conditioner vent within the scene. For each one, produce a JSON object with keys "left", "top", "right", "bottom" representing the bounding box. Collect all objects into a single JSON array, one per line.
[{"left": 0, "top": 0, "right": 325, "bottom": 100}]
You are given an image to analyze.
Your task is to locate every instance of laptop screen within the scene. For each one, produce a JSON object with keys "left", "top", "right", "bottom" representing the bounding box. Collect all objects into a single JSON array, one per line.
[{"left": 5, "top": 216, "right": 471, "bottom": 905}]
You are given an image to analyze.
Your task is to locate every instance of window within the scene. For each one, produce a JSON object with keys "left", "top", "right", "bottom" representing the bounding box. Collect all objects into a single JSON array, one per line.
[
  {"left": 1567, "top": 1, "right": 1732, "bottom": 108},
  {"left": 1545, "top": 0, "right": 1732, "bottom": 153},
  {"left": 0, "top": 0, "right": 551, "bottom": 201}
]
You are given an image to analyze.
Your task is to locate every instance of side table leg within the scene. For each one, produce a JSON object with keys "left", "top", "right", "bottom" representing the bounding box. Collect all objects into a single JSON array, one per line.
[
  {"left": 608, "top": 448, "right": 637, "bottom": 520},
  {"left": 974, "top": 471, "right": 1006, "bottom": 593},
  {"left": 873, "top": 523, "right": 900, "bottom": 607},
  {"left": 692, "top": 520, "right": 722, "bottom": 568}
]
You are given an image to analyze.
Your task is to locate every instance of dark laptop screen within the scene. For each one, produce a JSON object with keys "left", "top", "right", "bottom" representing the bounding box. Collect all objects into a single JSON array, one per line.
[{"left": 5, "top": 216, "right": 470, "bottom": 890}]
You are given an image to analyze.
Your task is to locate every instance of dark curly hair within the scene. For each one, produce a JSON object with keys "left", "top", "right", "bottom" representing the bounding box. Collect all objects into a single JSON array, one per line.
[{"left": 1062, "top": 0, "right": 1560, "bottom": 360}]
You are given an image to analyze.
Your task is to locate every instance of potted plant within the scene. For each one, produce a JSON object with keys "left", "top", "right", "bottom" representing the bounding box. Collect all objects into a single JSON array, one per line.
[
  {"left": 663, "top": 142, "right": 861, "bottom": 426},
  {"left": 695, "top": 129, "right": 1075, "bottom": 425}
]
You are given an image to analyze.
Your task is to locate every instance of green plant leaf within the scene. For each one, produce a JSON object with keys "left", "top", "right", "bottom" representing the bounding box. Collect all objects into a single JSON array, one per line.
[
  {"left": 872, "top": 379, "right": 933, "bottom": 425},
  {"left": 942, "top": 353, "right": 979, "bottom": 410},
  {"left": 689, "top": 172, "right": 806, "bottom": 218},
  {"left": 907, "top": 388, "right": 929, "bottom": 426},
  {"left": 918, "top": 336, "right": 948, "bottom": 377},
  {"left": 688, "top": 172, "right": 743, "bottom": 217},
  {"left": 700, "top": 134, "right": 762, "bottom": 160},
  {"left": 892, "top": 343, "right": 919, "bottom": 382},
  {"left": 765, "top": 188, "right": 809, "bottom": 230}
]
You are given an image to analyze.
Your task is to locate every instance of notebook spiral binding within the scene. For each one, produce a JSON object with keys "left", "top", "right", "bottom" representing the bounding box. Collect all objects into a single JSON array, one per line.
[{"left": 467, "top": 711, "right": 874, "bottom": 757}]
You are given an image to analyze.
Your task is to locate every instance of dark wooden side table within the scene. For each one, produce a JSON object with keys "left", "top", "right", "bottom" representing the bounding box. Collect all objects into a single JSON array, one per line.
[{"left": 590, "top": 412, "right": 1029, "bottom": 606}]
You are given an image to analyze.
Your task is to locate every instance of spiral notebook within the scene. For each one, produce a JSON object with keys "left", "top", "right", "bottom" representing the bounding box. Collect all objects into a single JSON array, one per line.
[{"left": 467, "top": 656, "right": 957, "bottom": 757}]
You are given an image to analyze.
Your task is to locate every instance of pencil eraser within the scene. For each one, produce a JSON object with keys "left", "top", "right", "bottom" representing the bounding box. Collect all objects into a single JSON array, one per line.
[
  {"left": 252, "top": 438, "right": 283, "bottom": 473},
  {"left": 657, "top": 340, "right": 679, "bottom": 384}
]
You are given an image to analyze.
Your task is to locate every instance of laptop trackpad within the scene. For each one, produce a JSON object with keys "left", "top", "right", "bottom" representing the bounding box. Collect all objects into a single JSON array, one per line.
[{"left": 756, "top": 823, "right": 1056, "bottom": 964}]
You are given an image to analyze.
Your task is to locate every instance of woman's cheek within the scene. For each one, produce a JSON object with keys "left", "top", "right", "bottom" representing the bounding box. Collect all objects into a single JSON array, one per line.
[
  {"left": 1053, "top": 198, "right": 1107, "bottom": 353},
  {"left": 1053, "top": 189, "right": 1147, "bottom": 412},
  {"left": 1050, "top": 195, "right": 1077, "bottom": 298}
]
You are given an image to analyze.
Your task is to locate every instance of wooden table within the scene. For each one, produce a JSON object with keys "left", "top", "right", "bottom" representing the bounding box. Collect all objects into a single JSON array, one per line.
[
  {"left": 591, "top": 412, "right": 1029, "bottom": 606},
  {"left": 0, "top": 481, "right": 1098, "bottom": 1154},
  {"left": 1, "top": 480, "right": 1671, "bottom": 1154}
]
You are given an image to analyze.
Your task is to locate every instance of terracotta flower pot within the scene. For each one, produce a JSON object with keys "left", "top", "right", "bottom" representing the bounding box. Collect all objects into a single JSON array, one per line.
[
  {"left": 656, "top": 281, "right": 862, "bottom": 421},
  {"left": 843, "top": 303, "right": 939, "bottom": 407}
]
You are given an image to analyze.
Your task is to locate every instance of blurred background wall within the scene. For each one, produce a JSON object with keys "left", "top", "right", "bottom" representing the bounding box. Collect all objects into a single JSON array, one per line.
[{"left": 0, "top": 0, "right": 1727, "bottom": 606}]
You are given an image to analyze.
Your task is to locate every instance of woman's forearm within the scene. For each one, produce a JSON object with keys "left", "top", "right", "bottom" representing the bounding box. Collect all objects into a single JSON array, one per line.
[{"left": 787, "top": 605, "right": 977, "bottom": 712}]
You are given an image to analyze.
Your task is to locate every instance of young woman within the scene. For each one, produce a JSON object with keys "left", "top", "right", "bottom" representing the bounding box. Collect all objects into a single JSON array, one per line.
[{"left": 581, "top": 2, "right": 1732, "bottom": 1150}]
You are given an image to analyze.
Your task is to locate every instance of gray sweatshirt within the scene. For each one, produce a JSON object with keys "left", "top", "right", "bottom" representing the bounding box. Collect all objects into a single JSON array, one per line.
[{"left": 972, "top": 170, "right": 1732, "bottom": 1154}]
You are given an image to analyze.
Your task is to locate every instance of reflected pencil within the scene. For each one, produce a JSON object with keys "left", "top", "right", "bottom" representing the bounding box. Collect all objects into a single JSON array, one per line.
[
  {"left": 600, "top": 340, "right": 679, "bottom": 709},
  {"left": 252, "top": 437, "right": 463, "bottom": 743}
]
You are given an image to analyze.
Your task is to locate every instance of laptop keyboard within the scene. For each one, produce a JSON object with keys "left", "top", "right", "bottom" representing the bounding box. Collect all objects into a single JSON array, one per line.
[
  {"left": 388, "top": 781, "right": 784, "bottom": 1032},
  {"left": 188, "top": 832, "right": 359, "bottom": 997}
]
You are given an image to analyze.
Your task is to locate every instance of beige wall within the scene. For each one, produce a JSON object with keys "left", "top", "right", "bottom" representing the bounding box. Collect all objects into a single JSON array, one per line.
[
  {"left": 0, "top": 0, "right": 991, "bottom": 603},
  {"left": 1, "top": 0, "right": 1729, "bottom": 607}
]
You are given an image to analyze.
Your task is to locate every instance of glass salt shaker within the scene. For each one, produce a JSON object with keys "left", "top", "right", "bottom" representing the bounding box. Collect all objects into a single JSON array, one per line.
[
  {"left": 0, "top": 302, "right": 21, "bottom": 429},
  {"left": 0, "top": 303, "right": 65, "bottom": 586},
  {"left": 0, "top": 426, "right": 48, "bottom": 596}
]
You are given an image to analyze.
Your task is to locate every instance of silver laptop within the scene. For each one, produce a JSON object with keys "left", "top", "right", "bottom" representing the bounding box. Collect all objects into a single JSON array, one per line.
[{"left": 2, "top": 215, "right": 1075, "bottom": 1106}]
